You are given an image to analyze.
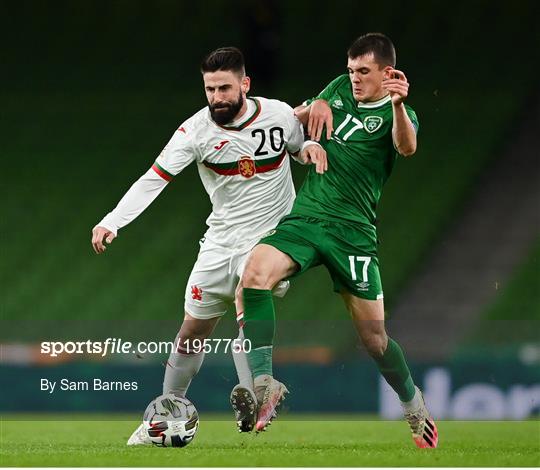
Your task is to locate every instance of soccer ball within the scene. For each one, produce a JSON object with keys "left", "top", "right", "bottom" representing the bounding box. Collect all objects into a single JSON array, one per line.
[{"left": 142, "top": 393, "right": 199, "bottom": 447}]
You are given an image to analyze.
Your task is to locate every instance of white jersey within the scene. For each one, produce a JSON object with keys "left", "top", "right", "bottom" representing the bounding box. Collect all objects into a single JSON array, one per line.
[
  {"left": 97, "top": 97, "right": 304, "bottom": 247},
  {"left": 152, "top": 97, "right": 304, "bottom": 246}
]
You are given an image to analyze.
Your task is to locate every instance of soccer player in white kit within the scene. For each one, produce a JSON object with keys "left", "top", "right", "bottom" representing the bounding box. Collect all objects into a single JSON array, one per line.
[{"left": 91, "top": 47, "right": 327, "bottom": 443}]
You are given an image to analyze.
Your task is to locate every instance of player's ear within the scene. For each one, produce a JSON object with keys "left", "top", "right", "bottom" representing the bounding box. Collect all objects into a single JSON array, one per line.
[
  {"left": 382, "top": 66, "right": 394, "bottom": 80},
  {"left": 241, "top": 76, "right": 251, "bottom": 94}
]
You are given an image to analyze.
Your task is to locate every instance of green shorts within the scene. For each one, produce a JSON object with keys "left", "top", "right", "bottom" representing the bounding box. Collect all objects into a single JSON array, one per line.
[{"left": 260, "top": 215, "right": 383, "bottom": 300}]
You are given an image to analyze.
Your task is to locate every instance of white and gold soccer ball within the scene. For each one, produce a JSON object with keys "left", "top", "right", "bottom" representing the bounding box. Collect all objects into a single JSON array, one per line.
[{"left": 142, "top": 393, "right": 199, "bottom": 447}]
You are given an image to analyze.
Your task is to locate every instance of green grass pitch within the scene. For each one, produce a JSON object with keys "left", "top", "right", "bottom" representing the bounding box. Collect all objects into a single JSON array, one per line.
[{"left": 1, "top": 414, "right": 539, "bottom": 467}]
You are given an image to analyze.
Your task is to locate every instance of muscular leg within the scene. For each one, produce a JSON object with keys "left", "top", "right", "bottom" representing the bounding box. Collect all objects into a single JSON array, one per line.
[
  {"left": 240, "top": 244, "right": 297, "bottom": 378},
  {"left": 242, "top": 244, "right": 298, "bottom": 290},
  {"left": 162, "top": 312, "right": 220, "bottom": 397},
  {"left": 343, "top": 292, "right": 438, "bottom": 448},
  {"left": 342, "top": 292, "right": 416, "bottom": 402}
]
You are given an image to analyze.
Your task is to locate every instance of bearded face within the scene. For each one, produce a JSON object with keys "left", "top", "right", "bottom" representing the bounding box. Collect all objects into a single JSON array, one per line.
[{"left": 209, "top": 91, "right": 244, "bottom": 125}]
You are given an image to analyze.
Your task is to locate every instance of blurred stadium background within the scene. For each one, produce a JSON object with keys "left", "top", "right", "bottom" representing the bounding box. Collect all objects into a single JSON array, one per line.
[{"left": 1, "top": 0, "right": 539, "bottom": 420}]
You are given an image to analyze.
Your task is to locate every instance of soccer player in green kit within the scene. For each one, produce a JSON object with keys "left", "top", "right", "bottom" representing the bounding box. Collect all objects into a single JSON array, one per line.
[{"left": 236, "top": 33, "right": 438, "bottom": 448}]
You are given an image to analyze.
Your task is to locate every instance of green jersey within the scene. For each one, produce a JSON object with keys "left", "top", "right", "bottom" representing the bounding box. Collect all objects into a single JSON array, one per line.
[{"left": 291, "top": 74, "right": 419, "bottom": 229}]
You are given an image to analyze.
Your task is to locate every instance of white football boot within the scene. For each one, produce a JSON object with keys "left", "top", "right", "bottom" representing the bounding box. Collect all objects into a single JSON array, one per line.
[
  {"left": 254, "top": 374, "right": 288, "bottom": 432},
  {"left": 126, "top": 422, "right": 152, "bottom": 446},
  {"left": 403, "top": 387, "right": 439, "bottom": 448}
]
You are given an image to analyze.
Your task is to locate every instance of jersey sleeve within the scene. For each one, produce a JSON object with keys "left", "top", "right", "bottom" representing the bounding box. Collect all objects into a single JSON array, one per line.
[
  {"left": 405, "top": 105, "right": 420, "bottom": 133},
  {"left": 152, "top": 119, "right": 198, "bottom": 181},
  {"left": 96, "top": 168, "right": 168, "bottom": 235},
  {"left": 393, "top": 105, "right": 420, "bottom": 156},
  {"left": 280, "top": 103, "right": 304, "bottom": 155},
  {"left": 303, "top": 75, "right": 348, "bottom": 106}
]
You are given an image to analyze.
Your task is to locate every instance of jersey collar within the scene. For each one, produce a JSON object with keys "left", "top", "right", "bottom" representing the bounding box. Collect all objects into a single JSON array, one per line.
[
  {"left": 356, "top": 94, "right": 391, "bottom": 109},
  {"left": 218, "top": 98, "right": 261, "bottom": 131}
]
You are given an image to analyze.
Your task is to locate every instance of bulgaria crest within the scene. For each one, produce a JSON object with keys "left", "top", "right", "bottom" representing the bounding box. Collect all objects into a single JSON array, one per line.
[
  {"left": 363, "top": 116, "right": 383, "bottom": 133},
  {"left": 238, "top": 156, "right": 256, "bottom": 178}
]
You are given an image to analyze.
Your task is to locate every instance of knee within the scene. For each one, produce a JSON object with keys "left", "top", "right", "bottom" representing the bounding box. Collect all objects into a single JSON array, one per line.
[
  {"left": 241, "top": 244, "right": 295, "bottom": 290},
  {"left": 241, "top": 263, "right": 274, "bottom": 290},
  {"left": 362, "top": 332, "right": 388, "bottom": 358},
  {"left": 177, "top": 327, "right": 198, "bottom": 345},
  {"left": 178, "top": 318, "right": 210, "bottom": 343}
]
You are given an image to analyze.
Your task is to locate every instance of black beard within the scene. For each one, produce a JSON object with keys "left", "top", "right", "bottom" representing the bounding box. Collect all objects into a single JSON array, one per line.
[{"left": 209, "top": 93, "right": 244, "bottom": 125}]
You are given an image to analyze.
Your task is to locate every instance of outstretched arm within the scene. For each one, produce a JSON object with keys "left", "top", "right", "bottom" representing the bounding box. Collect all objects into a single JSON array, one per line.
[
  {"left": 92, "top": 119, "right": 197, "bottom": 254},
  {"left": 91, "top": 168, "right": 169, "bottom": 254}
]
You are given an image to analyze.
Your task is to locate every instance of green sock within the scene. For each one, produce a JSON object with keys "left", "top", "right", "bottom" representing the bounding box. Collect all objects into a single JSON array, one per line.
[
  {"left": 373, "top": 337, "right": 415, "bottom": 402},
  {"left": 242, "top": 288, "right": 275, "bottom": 378}
]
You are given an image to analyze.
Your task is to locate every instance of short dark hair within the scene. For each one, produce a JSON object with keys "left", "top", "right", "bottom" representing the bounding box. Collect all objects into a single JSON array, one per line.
[
  {"left": 200, "top": 47, "right": 245, "bottom": 75},
  {"left": 347, "top": 33, "right": 396, "bottom": 67}
]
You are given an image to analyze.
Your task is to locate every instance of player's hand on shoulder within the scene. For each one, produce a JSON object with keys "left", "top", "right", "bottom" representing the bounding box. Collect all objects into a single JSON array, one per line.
[
  {"left": 308, "top": 99, "right": 333, "bottom": 141},
  {"left": 91, "top": 226, "right": 117, "bottom": 254},
  {"left": 382, "top": 68, "right": 409, "bottom": 105},
  {"left": 301, "top": 143, "right": 328, "bottom": 175}
]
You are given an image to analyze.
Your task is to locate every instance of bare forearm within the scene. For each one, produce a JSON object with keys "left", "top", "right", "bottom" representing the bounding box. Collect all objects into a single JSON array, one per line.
[
  {"left": 293, "top": 104, "right": 310, "bottom": 126},
  {"left": 392, "top": 102, "right": 417, "bottom": 157}
]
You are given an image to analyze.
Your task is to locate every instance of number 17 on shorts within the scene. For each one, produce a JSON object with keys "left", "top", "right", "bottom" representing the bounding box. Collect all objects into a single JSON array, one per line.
[{"left": 344, "top": 255, "right": 384, "bottom": 300}]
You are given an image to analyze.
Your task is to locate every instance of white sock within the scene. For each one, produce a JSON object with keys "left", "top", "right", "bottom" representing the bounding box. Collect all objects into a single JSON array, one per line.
[
  {"left": 232, "top": 327, "right": 254, "bottom": 390},
  {"left": 400, "top": 386, "right": 422, "bottom": 413},
  {"left": 162, "top": 333, "right": 205, "bottom": 397}
]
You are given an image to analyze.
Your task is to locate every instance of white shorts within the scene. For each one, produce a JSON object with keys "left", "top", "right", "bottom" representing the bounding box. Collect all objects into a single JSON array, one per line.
[{"left": 184, "top": 237, "right": 288, "bottom": 320}]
